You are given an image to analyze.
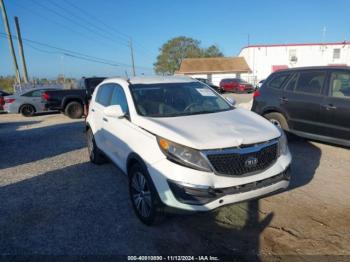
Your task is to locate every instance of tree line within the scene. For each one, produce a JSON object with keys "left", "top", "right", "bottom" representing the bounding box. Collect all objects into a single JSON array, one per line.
[{"left": 154, "top": 36, "right": 224, "bottom": 75}]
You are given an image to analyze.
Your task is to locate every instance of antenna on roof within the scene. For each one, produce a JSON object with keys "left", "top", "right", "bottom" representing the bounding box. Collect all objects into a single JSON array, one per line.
[
  {"left": 322, "top": 26, "right": 327, "bottom": 43},
  {"left": 125, "top": 70, "right": 129, "bottom": 79}
]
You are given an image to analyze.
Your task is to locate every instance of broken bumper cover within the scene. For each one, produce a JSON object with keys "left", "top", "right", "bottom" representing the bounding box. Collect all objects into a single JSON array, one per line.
[{"left": 168, "top": 165, "right": 291, "bottom": 206}]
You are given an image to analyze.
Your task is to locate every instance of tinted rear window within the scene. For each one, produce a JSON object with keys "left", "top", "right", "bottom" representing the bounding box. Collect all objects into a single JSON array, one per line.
[
  {"left": 295, "top": 71, "right": 325, "bottom": 94},
  {"left": 266, "top": 74, "right": 289, "bottom": 89}
]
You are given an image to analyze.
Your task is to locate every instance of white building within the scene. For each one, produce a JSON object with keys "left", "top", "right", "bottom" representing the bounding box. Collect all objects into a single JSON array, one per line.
[
  {"left": 176, "top": 57, "right": 251, "bottom": 86},
  {"left": 239, "top": 41, "right": 350, "bottom": 83}
]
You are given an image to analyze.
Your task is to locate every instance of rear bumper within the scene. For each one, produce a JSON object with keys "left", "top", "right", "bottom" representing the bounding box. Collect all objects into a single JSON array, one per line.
[{"left": 2, "top": 103, "right": 18, "bottom": 113}]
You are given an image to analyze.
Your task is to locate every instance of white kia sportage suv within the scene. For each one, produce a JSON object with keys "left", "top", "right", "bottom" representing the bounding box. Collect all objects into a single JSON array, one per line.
[{"left": 86, "top": 76, "right": 292, "bottom": 225}]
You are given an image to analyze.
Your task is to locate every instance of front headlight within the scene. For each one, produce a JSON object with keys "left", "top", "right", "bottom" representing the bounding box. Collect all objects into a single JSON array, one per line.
[
  {"left": 278, "top": 129, "right": 289, "bottom": 156},
  {"left": 157, "top": 137, "right": 212, "bottom": 172}
]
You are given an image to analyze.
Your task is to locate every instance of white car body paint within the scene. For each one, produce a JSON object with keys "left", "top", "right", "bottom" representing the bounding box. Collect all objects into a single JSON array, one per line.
[{"left": 87, "top": 76, "right": 292, "bottom": 212}]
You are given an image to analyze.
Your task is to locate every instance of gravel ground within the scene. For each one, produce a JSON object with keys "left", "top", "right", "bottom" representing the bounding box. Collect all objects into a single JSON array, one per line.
[{"left": 0, "top": 112, "right": 349, "bottom": 259}]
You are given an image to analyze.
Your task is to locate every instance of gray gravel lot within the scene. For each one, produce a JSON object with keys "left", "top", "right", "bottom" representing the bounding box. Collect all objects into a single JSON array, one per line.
[{"left": 0, "top": 112, "right": 349, "bottom": 259}]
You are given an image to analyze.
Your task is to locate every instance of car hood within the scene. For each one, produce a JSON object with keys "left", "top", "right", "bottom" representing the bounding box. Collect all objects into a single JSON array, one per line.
[{"left": 135, "top": 108, "right": 281, "bottom": 150}]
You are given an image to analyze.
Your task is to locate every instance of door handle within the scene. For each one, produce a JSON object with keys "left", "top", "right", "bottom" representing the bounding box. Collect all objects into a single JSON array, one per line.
[
  {"left": 103, "top": 117, "right": 108, "bottom": 122},
  {"left": 280, "top": 97, "right": 288, "bottom": 103},
  {"left": 324, "top": 104, "right": 337, "bottom": 110},
  {"left": 91, "top": 108, "right": 95, "bottom": 112}
]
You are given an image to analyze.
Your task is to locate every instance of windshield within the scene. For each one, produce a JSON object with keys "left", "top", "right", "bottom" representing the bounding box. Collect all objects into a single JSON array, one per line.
[{"left": 130, "top": 82, "right": 233, "bottom": 117}]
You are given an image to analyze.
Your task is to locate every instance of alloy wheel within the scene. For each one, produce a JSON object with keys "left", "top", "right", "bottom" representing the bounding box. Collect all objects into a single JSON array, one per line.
[
  {"left": 21, "top": 105, "right": 34, "bottom": 116},
  {"left": 130, "top": 172, "right": 152, "bottom": 218}
]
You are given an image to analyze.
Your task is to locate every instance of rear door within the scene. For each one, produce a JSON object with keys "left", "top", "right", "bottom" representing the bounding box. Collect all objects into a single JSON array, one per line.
[
  {"left": 321, "top": 70, "right": 350, "bottom": 141},
  {"left": 281, "top": 70, "right": 328, "bottom": 136},
  {"left": 21, "top": 90, "right": 45, "bottom": 112},
  {"left": 264, "top": 72, "right": 291, "bottom": 110}
]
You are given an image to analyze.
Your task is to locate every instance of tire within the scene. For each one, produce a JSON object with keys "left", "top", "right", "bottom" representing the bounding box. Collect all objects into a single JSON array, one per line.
[
  {"left": 86, "top": 128, "right": 105, "bottom": 165},
  {"left": 65, "top": 101, "right": 83, "bottom": 119},
  {"left": 20, "top": 104, "right": 35, "bottom": 117},
  {"left": 264, "top": 112, "right": 289, "bottom": 131},
  {"left": 128, "top": 163, "right": 165, "bottom": 225}
]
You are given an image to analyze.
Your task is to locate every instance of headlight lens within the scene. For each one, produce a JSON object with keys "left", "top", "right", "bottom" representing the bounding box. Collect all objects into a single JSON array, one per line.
[
  {"left": 278, "top": 129, "right": 289, "bottom": 156},
  {"left": 157, "top": 137, "right": 212, "bottom": 172}
]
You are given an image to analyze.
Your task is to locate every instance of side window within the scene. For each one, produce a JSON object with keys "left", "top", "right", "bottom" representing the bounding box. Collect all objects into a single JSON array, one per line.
[
  {"left": 330, "top": 71, "right": 350, "bottom": 99},
  {"left": 22, "top": 91, "right": 33, "bottom": 97},
  {"left": 110, "top": 85, "right": 129, "bottom": 113},
  {"left": 31, "top": 90, "right": 42, "bottom": 97},
  {"left": 95, "top": 84, "right": 114, "bottom": 106},
  {"left": 285, "top": 74, "right": 298, "bottom": 92},
  {"left": 22, "top": 90, "right": 41, "bottom": 97},
  {"left": 267, "top": 74, "right": 289, "bottom": 89},
  {"left": 295, "top": 71, "right": 325, "bottom": 94}
]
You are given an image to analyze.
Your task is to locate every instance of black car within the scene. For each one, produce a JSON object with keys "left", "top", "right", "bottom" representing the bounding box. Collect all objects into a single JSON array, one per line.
[
  {"left": 195, "top": 78, "right": 222, "bottom": 93},
  {"left": 43, "top": 77, "right": 106, "bottom": 119},
  {"left": 252, "top": 66, "right": 350, "bottom": 147}
]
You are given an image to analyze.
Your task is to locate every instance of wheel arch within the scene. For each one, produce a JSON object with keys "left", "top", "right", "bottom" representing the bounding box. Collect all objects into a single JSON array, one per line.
[
  {"left": 62, "top": 97, "right": 84, "bottom": 109},
  {"left": 262, "top": 106, "right": 289, "bottom": 120},
  {"left": 126, "top": 152, "right": 148, "bottom": 177}
]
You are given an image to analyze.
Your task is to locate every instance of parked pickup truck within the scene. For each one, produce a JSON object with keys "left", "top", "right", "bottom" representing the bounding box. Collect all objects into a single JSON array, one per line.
[{"left": 43, "top": 77, "right": 106, "bottom": 119}]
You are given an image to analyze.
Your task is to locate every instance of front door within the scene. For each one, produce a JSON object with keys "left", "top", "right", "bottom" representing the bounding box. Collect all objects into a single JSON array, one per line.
[
  {"left": 102, "top": 84, "right": 132, "bottom": 172},
  {"left": 91, "top": 84, "right": 114, "bottom": 151}
]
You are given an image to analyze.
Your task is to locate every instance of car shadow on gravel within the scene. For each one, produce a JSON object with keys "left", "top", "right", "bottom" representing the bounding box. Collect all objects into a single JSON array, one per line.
[
  {"left": 287, "top": 137, "right": 321, "bottom": 190},
  {"left": 0, "top": 121, "right": 85, "bottom": 169},
  {"left": 0, "top": 120, "right": 41, "bottom": 130},
  {"left": 0, "top": 159, "right": 272, "bottom": 261}
]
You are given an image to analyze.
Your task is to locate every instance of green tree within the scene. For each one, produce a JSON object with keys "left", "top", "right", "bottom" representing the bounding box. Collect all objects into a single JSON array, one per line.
[
  {"left": 202, "top": 45, "right": 224, "bottom": 57},
  {"left": 0, "top": 76, "right": 15, "bottom": 93},
  {"left": 154, "top": 36, "right": 223, "bottom": 75}
]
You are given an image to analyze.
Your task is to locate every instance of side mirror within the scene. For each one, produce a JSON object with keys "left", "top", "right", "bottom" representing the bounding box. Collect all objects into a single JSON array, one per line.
[
  {"left": 226, "top": 97, "right": 236, "bottom": 106},
  {"left": 104, "top": 105, "right": 125, "bottom": 119}
]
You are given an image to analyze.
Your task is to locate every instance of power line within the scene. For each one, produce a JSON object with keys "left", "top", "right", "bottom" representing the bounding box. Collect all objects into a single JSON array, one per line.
[
  {"left": 0, "top": 32, "right": 153, "bottom": 70},
  {"left": 12, "top": 0, "right": 122, "bottom": 49},
  {"left": 0, "top": 34, "right": 118, "bottom": 67},
  {"left": 62, "top": 0, "right": 130, "bottom": 40},
  {"left": 14, "top": 0, "right": 157, "bottom": 65},
  {"left": 29, "top": 0, "right": 128, "bottom": 48},
  {"left": 61, "top": 0, "right": 157, "bottom": 58},
  {"left": 46, "top": 0, "right": 129, "bottom": 46}
]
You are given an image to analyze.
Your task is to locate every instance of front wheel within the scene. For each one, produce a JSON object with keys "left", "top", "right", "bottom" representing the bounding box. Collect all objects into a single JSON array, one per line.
[{"left": 129, "top": 164, "right": 165, "bottom": 225}]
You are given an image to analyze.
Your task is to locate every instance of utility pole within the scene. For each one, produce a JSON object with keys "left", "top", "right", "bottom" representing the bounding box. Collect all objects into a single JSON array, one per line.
[
  {"left": 14, "top": 16, "right": 29, "bottom": 83},
  {"left": 129, "top": 38, "right": 136, "bottom": 76},
  {"left": 0, "top": 0, "right": 21, "bottom": 84}
]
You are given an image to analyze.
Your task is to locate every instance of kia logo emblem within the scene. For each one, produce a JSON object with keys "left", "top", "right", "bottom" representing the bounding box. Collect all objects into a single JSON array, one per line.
[{"left": 245, "top": 157, "right": 258, "bottom": 168}]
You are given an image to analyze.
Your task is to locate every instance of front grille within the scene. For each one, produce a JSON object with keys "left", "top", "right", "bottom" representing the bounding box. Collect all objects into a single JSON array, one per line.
[{"left": 206, "top": 142, "right": 278, "bottom": 176}]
